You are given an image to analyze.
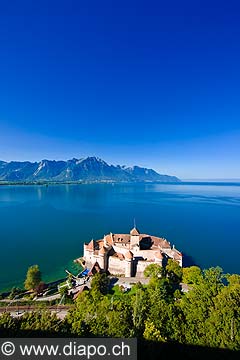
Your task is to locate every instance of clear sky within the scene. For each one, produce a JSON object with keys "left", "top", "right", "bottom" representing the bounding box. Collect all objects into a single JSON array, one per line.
[{"left": 0, "top": 0, "right": 240, "bottom": 179}]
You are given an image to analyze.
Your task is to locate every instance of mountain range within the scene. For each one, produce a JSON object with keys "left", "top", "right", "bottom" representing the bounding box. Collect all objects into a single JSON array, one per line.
[{"left": 0, "top": 157, "right": 180, "bottom": 183}]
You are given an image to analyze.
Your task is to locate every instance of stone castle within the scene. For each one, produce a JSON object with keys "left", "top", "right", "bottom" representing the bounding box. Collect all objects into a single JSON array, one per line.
[{"left": 83, "top": 227, "right": 182, "bottom": 277}]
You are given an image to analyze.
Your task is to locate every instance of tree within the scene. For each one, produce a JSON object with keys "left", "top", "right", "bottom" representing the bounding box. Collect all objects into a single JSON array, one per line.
[
  {"left": 144, "top": 264, "right": 163, "bottom": 279},
  {"left": 178, "top": 267, "right": 225, "bottom": 347},
  {"left": 9, "top": 287, "right": 22, "bottom": 300},
  {"left": 66, "top": 291, "right": 92, "bottom": 336},
  {"left": 182, "top": 266, "right": 203, "bottom": 285},
  {"left": 107, "top": 297, "right": 133, "bottom": 337},
  {"left": 35, "top": 282, "right": 47, "bottom": 296},
  {"left": 0, "top": 312, "right": 19, "bottom": 335},
  {"left": 166, "top": 259, "right": 183, "bottom": 283},
  {"left": 59, "top": 285, "right": 69, "bottom": 296},
  {"left": 143, "top": 320, "right": 166, "bottom": 342},
  {"left": 91, "top": 273, "right": 110, "bottom": 297},
  {"left": 24, "top": 265, "right": 42, "bottom": 291},
  {"left": 131, "top": 287, "right": 149, "bottom": 336},
  {"left": 20, "top": 311, "right": 62, "bottom": 334},
  {"left": 205, "top": 276, "right": 240, "bottom": 350},
  {"left": 203, "top": 266, "right": 224, "bottom": 297},
  {"left": 226, "top": 274, "right": 240, "bottom": 286}
]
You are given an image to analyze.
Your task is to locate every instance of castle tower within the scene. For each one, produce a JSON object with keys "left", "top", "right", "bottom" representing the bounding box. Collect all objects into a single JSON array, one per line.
[
  {"left": 125, "top": 250, "right": 133, "bottom": 277},
  {"left": 84, "top": 239, "right": 95, "bottom": 265},
  {"left": 99, "top": 246, "right": 107, "bottom": 271},
  {"left": 130, "top": 227, "right": 140, "bottom": 248},
  {"left": 103, "top": 235, "right": 107, "bottom": 246}
]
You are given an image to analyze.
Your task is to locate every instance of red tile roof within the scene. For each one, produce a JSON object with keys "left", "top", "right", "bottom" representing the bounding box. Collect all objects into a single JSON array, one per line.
[
  {"left": 172, "top": 248, "right": 182, "bottom": 260},
  {"left": 112, "top": 234, "right": 131, "bottom": 243},
  {"left": 86, "top": 239, "right": 95, "bottom": 251},
  {"left": 155, "top": 251, "right": 163, "bottom": 259},
  {"left": 88, "top": 261, "right": 102, "bottom": 275},
  {"left": 125, "top": 250, "right": 133, "bottom": 260},
  {"left": 130, "top": 227, "right": 140, "bottom": 235}
]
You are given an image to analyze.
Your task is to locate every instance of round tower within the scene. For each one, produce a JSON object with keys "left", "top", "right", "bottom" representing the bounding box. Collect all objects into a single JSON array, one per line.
[
  {"left": 125, "top": 250, "right": 133, "bottom": 277},
  {"left": 99, "top": 246, "right": 107, "bottom": 270}
]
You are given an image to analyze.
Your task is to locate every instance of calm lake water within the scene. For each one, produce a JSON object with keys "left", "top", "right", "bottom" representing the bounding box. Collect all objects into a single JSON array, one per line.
[{"left": 0, "top": 182, "right": 240, "bottom": 291}]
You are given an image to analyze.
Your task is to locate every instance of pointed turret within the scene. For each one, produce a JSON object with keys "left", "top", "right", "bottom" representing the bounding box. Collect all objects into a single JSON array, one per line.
[
  {"left": 125, "top": 251, "right": 133, "bottom": 277},
  {"left": 130, "top": 227, "right": 140, "bottom": 236}
]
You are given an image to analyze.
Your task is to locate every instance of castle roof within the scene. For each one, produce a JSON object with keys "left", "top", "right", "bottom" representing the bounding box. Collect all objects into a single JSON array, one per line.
[
  {"left": 99, "top": 246, "right": 107, "bottom": 255},
  {"left": 155, "top": 251, "right": 163, "bottom": 259},
  {"left": 112, "top": 234, "right": 131, "bottom": 243},
  {"left": 88, "top": 230, "right": 173, "bottom": 253},
  {"left": 94, "top": 232, "right": 172, "bottom": 251},
  {"left": 130, "top": 227, "right": 140, "bottom": 236},
  {"left": 88, "top": 261, "right": 102, "bottom": 276},
  {"left": 172, "top": 248, "right": 183, "bottom": 260},
  {"left": 86, "top": 239, "right": 95, "bottom": 251},
  {"left": 149, "top": 236, "right": 171, "bottom": 249},
  {"left": 104, "top": 234, "right": 113, "bottom": 245},
  {"left": 125, "top": 250, "right": 133, "bottom": 260}
]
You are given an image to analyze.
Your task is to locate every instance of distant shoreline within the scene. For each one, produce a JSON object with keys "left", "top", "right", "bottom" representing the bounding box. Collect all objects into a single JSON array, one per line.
[
  {"left": 183, "top": 178, "right": 240, "bottom": 182},
  {"left": 0, "top": 180, "right": 181, "bottom": 186},
  {"left": 1, "top": 180, "right": 240, "bottom": 186}
]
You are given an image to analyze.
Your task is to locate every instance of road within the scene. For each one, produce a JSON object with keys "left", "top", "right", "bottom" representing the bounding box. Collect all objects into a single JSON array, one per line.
[
  {"left": 110, "top": 276, "right": 150, "bottom": 287},
  {"left": 0, "top": 305, "right": 72, "bottom": 319}
]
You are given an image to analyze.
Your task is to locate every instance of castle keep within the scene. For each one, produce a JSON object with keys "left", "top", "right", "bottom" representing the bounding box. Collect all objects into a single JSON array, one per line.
[{"left": 83, "top": 227, "right": 182, "bottom": 277}]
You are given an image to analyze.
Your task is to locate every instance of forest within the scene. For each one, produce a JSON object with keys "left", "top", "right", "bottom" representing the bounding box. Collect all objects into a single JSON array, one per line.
[{"left": 0, "top": 262, "right": 239, "bottom": 359}]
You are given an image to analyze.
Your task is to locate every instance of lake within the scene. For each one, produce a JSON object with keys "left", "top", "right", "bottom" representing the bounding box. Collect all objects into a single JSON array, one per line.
[{"left": 0, "top": 182, "right": 240, "bottom": 291}]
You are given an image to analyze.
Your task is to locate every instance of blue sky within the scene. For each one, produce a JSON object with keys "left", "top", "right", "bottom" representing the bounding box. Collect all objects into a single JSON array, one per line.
[{"left": 0, "top": 0, "right": 240, "bottom": 178}]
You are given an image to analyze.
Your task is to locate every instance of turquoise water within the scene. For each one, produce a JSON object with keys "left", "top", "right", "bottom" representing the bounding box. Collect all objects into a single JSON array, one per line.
[{"left": 0, "top": 182, "right": 240, "bottom": 291}]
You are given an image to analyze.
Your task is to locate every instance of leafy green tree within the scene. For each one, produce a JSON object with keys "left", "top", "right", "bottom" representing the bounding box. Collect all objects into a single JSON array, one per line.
[
  {"left": 148, "top": 277, "right": 173, "bottom": 302},
  {"left": 166, "top": 259, "right": 183, "bottom": 283},
  {"left": 144, "top": 263, "right": 163, "bottom": 279},
  {"left": 179, "top": 267, "right": 225, "bottom": 346},
  {"left": 59, "top": 285, "right": 69, "bottom": 297},
  {"left": 107, "top": 297, "right": 133, "bottom": 337},
  {"left": 203, "top": 266, "right": 224, "bottom": 291},
  {"left": 24, "top": 265, "right": 42, "bottom": 291},
  {"left": 0, "top": 312, "right": 19, "bottom": 335},
  {"left": 66, "top": 291, "right": 92, "bottom": 336},
  {"left": 205, "top": 277, "right": 240, "bottom": 350},
  {"left": 131, "top": 287, "right": 149, "bottom": 336},
  {"left": 182, "top": 266, "right": 203, "bottom": 285},
  {"left": 20, "top": 311, "right": 62, "bottom": 333},
  {"left": 226, "top": 274, "right": 240, "bottom": 286},
  {"left": 142, "top": 270, "right": 183, "bottom": 343},
  {"left": 91, "top": 273, "right": 110, "bottom": 297},
  {"left": 9, "top": 287, "right": 22, "bottom": 300},
  {"left": 143, "top": 320, "right": 166, "bottom": 342}
]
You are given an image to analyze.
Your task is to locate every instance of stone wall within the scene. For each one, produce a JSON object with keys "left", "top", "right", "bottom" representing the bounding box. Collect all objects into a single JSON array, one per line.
[
  {"left": 108, "top": 256, "right": 126, "bottom": 275},
  {"left": 83, "top": 250, "right": 96, "bottom": 268}
]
